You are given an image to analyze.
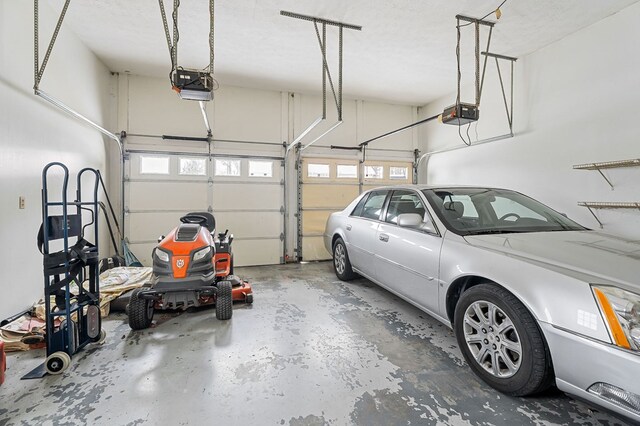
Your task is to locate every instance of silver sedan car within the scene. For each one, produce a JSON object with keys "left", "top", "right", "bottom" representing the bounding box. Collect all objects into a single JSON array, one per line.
[{"left": 324, "top": 185, "right": 640, "bottom": 422}]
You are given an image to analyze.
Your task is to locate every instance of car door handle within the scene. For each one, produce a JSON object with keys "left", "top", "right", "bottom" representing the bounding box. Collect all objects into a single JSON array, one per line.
[
  {"left": 379, "top": 233, "right": 389, "bottom": 242},
  {"left": 346, "top": 224, "right": 352, "bottom": 231}
]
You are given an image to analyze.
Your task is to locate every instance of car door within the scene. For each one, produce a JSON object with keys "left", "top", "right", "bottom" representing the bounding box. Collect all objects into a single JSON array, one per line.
[
  {"left": 373, "top": 189, "right": 442, "bottom": 313},
  {"left": 343, "top": 190, "right": 389, "bottom": 276}
]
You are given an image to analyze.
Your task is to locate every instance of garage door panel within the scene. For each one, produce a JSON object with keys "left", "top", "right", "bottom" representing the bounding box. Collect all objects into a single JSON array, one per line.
[
  {"left": 302, "top": 185, "right": 359, "bottom": 209},
  {"left": 212, "top": 183, "right": 282, "bottom": 211},
  {"left": 302, "top": 237, "right": 331, "bottom": 261},
  {"left": 128, "top": 211, "right": 187, "bottom": 242},
  {"left": 214, "top": 211, "right": 281, "bottom": 239},
  {"left": 232, "top": 239, "right": 281, "bottom": 266},
  {"left": 129, "top": 181, "right": 208, "bottom": 211},
  {"left": 128, "top": 242, "right": 157, "bottom": 267},
  {"left": 302, "top": 210, "right": 336, "bottom": 236}
]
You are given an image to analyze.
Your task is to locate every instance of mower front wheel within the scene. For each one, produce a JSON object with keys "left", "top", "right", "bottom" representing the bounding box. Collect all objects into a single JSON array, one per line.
[
  {"left": 128, "top": 288, "right": 154, "bottom": 330},
  {"left": 216, "top": 281, "right": 233, "bottom": 320}
]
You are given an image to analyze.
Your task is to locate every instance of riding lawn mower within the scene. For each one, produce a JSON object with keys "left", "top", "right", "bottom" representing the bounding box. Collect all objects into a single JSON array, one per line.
[{"left": 127, "top": 212, "right": 253, "bottom": 330}]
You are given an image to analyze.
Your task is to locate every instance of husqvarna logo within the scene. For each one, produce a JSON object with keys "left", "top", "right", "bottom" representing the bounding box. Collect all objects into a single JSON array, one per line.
[{"left": 176, "top": 259, "right": 185, "bottom": 268}]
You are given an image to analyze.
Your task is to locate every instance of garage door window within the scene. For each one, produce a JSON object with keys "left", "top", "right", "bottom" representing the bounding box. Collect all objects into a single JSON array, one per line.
[
  {"left": 140, "top": 156, "right": 170, "bottom": 175},
  {"left": 337, "top": 164, "right": 357, "bottom": 178},
  {"left": 215, "top": 159, "right": 241, "bottom": 176},
  {"left": 249, "top": 160, "right": 273, "bottom": 177},
  {"left": 389, "top": 166, "right": 408, "bottom": 180},
  {"left": 308, "top": 163, "right": 330, "bottom": 178},
  {"left": 364, "top": 165, "right": 384, "bottom": 179},
  {"left": 179, "top": 158, "right": 207, "bottom": 176}
]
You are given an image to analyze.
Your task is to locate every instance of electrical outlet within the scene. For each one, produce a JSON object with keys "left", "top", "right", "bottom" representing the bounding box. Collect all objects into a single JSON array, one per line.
[{"left": 19, "top": 196, "right": 25, "bottom": 209}]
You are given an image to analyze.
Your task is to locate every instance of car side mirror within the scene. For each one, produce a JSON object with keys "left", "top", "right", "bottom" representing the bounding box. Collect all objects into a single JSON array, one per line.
[{"left": 397, "top": 213, "right": 423, "bottom": 228}]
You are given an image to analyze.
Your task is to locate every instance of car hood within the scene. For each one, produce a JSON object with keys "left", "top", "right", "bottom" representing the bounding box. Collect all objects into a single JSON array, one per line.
[{"left": 464, "top": 230, "right": 640, "bottom": 291}]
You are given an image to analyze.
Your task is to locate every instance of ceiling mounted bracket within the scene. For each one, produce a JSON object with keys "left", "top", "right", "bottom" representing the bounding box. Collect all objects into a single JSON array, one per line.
[{"left": 281, "top": 11, "right": 361, "bottom": 152}]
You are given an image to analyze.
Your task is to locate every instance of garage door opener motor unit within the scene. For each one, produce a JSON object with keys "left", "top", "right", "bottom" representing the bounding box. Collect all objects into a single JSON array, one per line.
[
  {"left": 441, "top": 103, "right": 479, "bottom": 125},
  {"left": 172, "top": 69, "right": 215, "bottom": 101}
]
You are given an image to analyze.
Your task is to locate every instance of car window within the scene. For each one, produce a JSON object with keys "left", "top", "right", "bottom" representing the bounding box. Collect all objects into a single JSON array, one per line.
[
  {"left": 440, "top": 194, "right": 479, "bottom": 219},
  {"left": 385, "top": 191, "right": 426, "bottom": 224},
  {"left": 491, "top": 196, "right": 545, "bottom": 221},
  {"left": 424, "top": 188, "right": 587, "bottom": 235},
  {"left": 359, "top": 191, "right": 387, "bottom": 220},
  {"left": 351, "top": 194, "right": 369, "bottom": 217}
]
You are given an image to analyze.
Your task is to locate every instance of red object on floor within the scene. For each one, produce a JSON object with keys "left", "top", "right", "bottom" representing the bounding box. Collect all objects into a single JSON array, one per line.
[{"left": 0, "top": 340, "right": 6, "bottom": 385}]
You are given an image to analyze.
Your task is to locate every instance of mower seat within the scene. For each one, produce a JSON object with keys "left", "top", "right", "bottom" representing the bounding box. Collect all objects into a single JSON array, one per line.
[{"left": 184, "top": 211, "right": 216, "bottom": 233}]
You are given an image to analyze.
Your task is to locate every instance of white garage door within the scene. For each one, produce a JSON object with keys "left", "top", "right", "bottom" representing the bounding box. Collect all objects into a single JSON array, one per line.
[{"left": 125, "top": 151, "right": 284, "bottom": 267}]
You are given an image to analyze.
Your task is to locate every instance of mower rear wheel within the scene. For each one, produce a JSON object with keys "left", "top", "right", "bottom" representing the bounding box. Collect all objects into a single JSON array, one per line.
[
  {"left": 128, "top": 288, "right": 154, "bottom": 330},
  {"left": 216, "top": 281, "right": 233, "bottom": 320}
]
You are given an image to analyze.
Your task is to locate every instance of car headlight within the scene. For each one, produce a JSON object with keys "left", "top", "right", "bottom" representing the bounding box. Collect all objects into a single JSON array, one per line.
[
  {"left": 592, "top": 285, "right": 640, "bottom": 350},
  {"left": 155, "top": 249, "right": 169, "bottom": 263},
  {"left": 193, "top": 246, "right": 211, "bottom": 262}
]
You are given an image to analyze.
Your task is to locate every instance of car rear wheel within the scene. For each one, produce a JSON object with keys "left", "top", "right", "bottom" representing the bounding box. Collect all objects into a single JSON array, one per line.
[
  {"left": 333, "top": 237, "right": 357, "bottom": 281},
  {"left": 454, "top": 283, "right": 554, "bottom": 396}
]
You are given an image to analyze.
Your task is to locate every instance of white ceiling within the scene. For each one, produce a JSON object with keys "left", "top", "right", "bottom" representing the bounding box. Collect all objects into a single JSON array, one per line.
[{"left": 51, "top": 0, "right": 639, "bottom": 105}]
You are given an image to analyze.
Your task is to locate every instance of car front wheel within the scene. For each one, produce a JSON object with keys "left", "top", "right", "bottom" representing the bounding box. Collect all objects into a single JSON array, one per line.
[
  {"left": 333, "top": 237, "right": 357, "bottom": 281},
  {"left": 454, "top": 283, "right": 554, "bottom": 396}
]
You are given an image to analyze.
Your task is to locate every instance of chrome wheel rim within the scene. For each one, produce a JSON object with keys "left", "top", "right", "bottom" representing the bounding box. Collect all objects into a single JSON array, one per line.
[
  {"left": 334, "top": 243, "right": 346, "bottom": 275},
  {"left": 463, "top": 300, "right": 522, "bottom": 378}
]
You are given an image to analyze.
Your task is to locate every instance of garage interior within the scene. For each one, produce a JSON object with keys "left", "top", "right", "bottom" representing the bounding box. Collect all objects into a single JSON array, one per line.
[{"left": 1, "top": 0, "right": 640, "bottom": 425}]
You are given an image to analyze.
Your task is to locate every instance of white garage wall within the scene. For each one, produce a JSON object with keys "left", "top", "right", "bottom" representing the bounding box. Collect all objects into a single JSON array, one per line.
[
  {"left": 0, "top": 1, "right": 114, "bottom": 319},
  {"left": 417, "top": 2, "right": 640, "bottom": 238}
]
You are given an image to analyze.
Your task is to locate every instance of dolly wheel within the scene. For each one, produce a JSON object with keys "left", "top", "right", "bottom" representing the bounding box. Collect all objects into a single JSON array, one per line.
[
  {"left": 45, "top": 351, "right": 71, "bottom": 375},
  {"left": 245, "top": 293, "right": 254, "bottom": 304},
  {"left": 93, "top": 329, "right": 107, "bottom": 345},
  {"left": 216, "top": 281, "right": 233, "bottom": 320},
  {"left": 128, "top": 288, "right": 154, "bottom": 330}
]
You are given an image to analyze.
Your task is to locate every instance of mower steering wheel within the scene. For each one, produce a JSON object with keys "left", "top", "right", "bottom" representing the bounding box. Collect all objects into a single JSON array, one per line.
[{"left": 180, "top": 214, "right": 208, "bottom": 226}]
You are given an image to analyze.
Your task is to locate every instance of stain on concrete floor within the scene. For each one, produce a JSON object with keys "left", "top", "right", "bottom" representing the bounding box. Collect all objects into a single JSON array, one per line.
[{"left": 0, "top": 262, "right": 630, "bottom": 425}]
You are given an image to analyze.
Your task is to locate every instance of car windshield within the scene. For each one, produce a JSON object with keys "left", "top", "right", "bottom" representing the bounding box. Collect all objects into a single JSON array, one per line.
[{"left": 423, "top": 188, "right": 587, "bottom": 236}]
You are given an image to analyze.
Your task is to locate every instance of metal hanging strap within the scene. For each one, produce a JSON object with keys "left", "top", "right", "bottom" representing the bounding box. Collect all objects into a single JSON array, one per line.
[
  {"left": 281, "top": 10, "right": 361, "bottom": 150},
  {"left": 454, "top": 14, "right": 495, "bottom": 109},
  {"left": 34, "top": 0, "right": 71, "bottom": 89},
  {"left": 313, "top": 21, "right": 340, "bottom": 120},
  {"left": 158, "top": 0, "right": 215, "bottom": 77},
  {"left": 209, "top": 0, "right": 215, "bottom": 74},
  {"left": 481, "top": 51, "right": 517, "bottom": 133}
]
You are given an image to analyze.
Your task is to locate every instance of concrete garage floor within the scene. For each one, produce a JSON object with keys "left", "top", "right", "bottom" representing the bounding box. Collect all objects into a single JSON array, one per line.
[{"left": 0, "top": 262, "right": 627, "bottom": 425}]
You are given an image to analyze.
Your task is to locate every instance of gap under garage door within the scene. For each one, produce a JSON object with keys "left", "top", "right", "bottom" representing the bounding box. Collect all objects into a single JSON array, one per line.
[{"left": 125, "top": 152, "right": 284, "bottom": 267}]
